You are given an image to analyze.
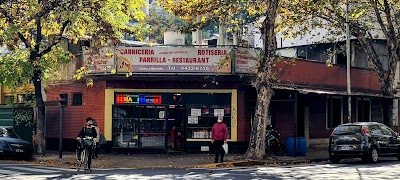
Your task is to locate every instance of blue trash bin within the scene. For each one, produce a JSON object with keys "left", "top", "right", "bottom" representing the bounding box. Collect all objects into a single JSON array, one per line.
[{"left": 285, "top": 137, "right": 307, "bottom": 156}]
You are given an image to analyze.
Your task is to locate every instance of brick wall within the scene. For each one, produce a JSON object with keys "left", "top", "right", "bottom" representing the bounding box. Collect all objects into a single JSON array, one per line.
[
  {"left": 272, "top": 101, "right": 296, "bottom": 141},
  {"left": 46, "top": 80, "right": 106, "bottom": 139}
]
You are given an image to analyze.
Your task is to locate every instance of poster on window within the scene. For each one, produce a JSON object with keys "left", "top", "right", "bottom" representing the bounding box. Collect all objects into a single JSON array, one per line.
[
  {"left": 159, "top": 111, "right": 165, "bottom": 119},
  {"left": 214, "top": 109, "right": 224, "bottom": 117},
  {"left": 191, "top": 109, "right": 201, "bottom": 116},
  {"left": 188, "top": 116, "right": 198, "bottom": 124}
]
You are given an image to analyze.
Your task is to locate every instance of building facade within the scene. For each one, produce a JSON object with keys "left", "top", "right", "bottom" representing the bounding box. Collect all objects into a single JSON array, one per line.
[{"left": 43, "top": 46, "right": 388, "bottom": 153}]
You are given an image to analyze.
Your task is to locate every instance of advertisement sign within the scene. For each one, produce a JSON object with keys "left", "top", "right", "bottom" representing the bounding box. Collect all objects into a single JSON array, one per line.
[
  {"left": 235, "top": 48, "right": 261, "bottom": 74},
  {"left": 83, "top": 47, "right": 115, "bottom": 73},
  {"left": 115, "top": 94, "right": 162, "bottom": 104},
  {"left": 115, "top": 47, "right": 232, "bottom": 73}
]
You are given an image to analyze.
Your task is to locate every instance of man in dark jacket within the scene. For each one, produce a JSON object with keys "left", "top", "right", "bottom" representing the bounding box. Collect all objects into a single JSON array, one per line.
[
  {"left": 211, "top": 116, "right": 228, "bottom": 163},
  {"left": 76, "top": 117, "right": 98, "bottom": 172}
]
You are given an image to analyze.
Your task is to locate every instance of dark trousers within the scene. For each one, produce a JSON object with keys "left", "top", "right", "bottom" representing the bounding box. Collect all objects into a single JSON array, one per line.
[
  {"left": 92, "top": 144, "right": 100, "bottom": 159},
  {"left": 214, "top": 140, "right": 225, "bottom": 163}
]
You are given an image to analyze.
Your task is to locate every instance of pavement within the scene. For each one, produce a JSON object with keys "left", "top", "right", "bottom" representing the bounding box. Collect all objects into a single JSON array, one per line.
[{"left": 0, "top": 147, "right": 329, "bottom": 169}]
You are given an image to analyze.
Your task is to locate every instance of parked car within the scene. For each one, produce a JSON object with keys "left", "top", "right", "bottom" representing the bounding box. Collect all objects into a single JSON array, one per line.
[
  {"left": 329, "top": 122, "right": 400, "bottom": 164},
  {"left": 0, "top": 126, "right": 33, "bottom": 160}
]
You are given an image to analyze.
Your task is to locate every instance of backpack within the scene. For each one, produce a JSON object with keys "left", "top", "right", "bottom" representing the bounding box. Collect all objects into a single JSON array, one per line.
[{"left": 99, "top": 133, "right": 107, "bottom": 145}]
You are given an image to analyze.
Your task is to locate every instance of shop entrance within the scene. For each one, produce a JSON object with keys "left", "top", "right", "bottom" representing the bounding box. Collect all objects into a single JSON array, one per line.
[
  {"left": 167, "top": 105, "right": 186, "bottom": 152},
  {"left": 112, "top": 104, "right": 187, "bottom": 152}
]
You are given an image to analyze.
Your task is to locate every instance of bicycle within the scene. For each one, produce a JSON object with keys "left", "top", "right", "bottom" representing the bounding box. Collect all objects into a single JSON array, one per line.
[
  {"left": 76, "top": 137, "right": 96, "bottom": 172},
  {"left": 266, "top": 128, "right": 286, "bottom": 156}
]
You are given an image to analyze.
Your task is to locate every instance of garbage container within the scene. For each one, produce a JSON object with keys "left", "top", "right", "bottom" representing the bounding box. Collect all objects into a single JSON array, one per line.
[{"left": 285, "top": 137, "right": 307, "bottom": 156}]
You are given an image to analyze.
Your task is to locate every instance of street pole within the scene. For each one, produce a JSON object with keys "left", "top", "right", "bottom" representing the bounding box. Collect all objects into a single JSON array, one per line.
[
  {"left": 59, "top": 106, "right": 64, "bottom": 158},
  {"left": 346, "top": 0, "right": 352, "bottom": 123}
]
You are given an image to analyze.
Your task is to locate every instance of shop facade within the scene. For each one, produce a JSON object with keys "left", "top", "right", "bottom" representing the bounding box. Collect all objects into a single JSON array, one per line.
[
  {"left": 106, "top": 88, "right": 239, "bottom": 153},
  {"left": 44, "top": 75, "right": 251, "bottom": 153}
]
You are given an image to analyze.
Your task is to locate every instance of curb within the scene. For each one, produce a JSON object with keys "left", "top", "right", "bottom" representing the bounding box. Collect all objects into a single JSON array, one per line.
[{"left": 11, "top": 156, "right": 330, "bottom": 169}]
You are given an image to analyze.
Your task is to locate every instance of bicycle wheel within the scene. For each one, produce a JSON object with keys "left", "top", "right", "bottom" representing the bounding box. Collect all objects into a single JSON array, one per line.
[
  {"left": 273, "top": 142, "right": 286, "bottom": 156},
  {"left": 82, "top": 148, "right": 89, "bottom": 171},
  {"left": 76, "top": 149, "right": 84, "bottom": 172}
]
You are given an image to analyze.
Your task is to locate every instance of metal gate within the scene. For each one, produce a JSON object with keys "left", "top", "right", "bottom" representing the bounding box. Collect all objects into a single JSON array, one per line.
[
  {"left": 112, "top": 104, "right": 168, "bottom": 151},
  {"left": 0, "top": 106, "right": 34, "bottom": 143},
  {"left": 13, "top": 108, "right": 34, "bottom": 143}
]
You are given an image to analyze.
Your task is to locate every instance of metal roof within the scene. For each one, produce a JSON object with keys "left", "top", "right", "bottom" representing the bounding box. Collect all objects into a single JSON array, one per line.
[{"left": 273, "top": 84, "right": 397, "bottom": 98}]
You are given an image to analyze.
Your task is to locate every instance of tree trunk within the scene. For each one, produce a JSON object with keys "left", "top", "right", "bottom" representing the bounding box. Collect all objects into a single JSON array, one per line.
[
  {"left": 33, "top": 68, "right": 46, "bottom": 155},
  {"left": 245, "top": 85, "right": 274, "bottom": 159},
  {"left": 244, "top": 0, "right": 279, "bottom": 160}
]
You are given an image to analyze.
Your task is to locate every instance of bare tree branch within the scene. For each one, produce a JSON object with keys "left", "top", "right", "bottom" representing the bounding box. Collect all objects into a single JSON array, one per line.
[{"left": 369, "top": 0, "right": 390, "bottom": 41}]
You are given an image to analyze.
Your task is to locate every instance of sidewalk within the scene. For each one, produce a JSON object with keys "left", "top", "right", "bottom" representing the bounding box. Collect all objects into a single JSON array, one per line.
[{"left": 3, "top": 147, "right": 329, "bottom": 169}]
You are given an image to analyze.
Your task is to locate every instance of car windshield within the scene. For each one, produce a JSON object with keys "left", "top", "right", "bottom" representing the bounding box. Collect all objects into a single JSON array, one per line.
[
  {"left": 334, "top": 125, "right": 361, "bottom": 135},
  {"left": 0, "top": 128, "right": 19, "bottom": 138}
]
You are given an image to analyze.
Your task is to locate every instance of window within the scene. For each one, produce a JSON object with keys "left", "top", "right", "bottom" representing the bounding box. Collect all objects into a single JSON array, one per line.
[
  {"left": 297, "top": 46, "right": 307, "bottom": 59},
  {"left": 333, "top": 125, "right": 361, "bottom": 135},
  {"left": 72, "top": 93, "right": 82, "bottom": 106},
  {"left": 326, "top": 96, "right": 343, "bottom": 129},
  {"left": 380, "top": 125, "right": 395, "bottom": 136},
  {"left": 357, "top": 98, "right": 371, "bottom": 122},
  {"left": 369, "top": 125, "right": 382, "bottom": 135},
  {"left": 335, "top": 43, "right": 347, "bottom": 65},
  {"left": 0, "top": 127, "right": 19, "bottom": 138}
]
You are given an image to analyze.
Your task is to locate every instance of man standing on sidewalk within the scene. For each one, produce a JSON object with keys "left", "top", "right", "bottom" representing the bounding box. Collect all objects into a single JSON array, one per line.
[{"left": 211, "top": 116, "right": 228, "bottom": 163}]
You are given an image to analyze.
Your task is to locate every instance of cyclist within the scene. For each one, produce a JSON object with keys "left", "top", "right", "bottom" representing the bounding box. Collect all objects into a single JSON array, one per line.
[{"left": 76, "top": 117, "right": 98, "bottom": 172}]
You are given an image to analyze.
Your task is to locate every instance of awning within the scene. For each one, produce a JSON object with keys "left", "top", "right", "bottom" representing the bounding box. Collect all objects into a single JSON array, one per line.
[{"left": 273, "top": 84, "right": 398, "bottom": 98}]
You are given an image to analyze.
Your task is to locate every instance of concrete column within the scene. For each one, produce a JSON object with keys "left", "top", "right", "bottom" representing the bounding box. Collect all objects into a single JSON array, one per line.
[
  {"left": 191, "top": 16, "right": 202, "bottom": 46},
  {"left": 218, "top": 18, "right": 226, "bottom": 46}
]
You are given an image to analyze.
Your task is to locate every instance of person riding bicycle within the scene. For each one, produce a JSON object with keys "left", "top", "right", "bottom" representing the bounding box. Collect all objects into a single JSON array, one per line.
[{"left": 76, "top": 117, "right": 98, "bottom": 172}]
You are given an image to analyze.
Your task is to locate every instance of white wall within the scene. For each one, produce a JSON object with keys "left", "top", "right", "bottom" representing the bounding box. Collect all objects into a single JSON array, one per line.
[
  {"left": 164, "top": 31, "right": 185, "bottom": 45},
  {"left": 245, "top": 19, "right": 386, "bottom": 49}
]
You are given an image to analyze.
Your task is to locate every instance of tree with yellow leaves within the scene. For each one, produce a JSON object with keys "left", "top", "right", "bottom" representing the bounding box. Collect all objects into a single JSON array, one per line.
[
  {"left": 0, "top": 0, "right": 147, "bottom": 155},
  {"left": 159, "top": 0, "right": 279, "bottom": 159}
]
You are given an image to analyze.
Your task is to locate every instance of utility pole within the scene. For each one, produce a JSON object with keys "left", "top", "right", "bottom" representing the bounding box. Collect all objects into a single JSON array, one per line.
[
  {"left": 346, "top": 0, "right": 352, "bottom": 123},
  {"left": 59, "top": 94, "right": 68, "bottom": 158}
]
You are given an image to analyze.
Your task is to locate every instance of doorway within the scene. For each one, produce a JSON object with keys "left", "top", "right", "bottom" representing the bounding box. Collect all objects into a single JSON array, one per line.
[{"left": 167, "top": 105, "right": 186, "bottom": 152}]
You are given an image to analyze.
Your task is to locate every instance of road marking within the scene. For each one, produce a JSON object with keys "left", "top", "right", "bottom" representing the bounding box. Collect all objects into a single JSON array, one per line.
[
  {"left": 0, "top": 169, "right": 26, "bottom": 175},
  {"left": 4, "top": 166, "right": 60, "bottom": 173},
  {"left": 36, "top": 166, "right": 76, "bottom": 172},
  {"left": 230, "top": 167, "right": 258, "bottom": 172}
]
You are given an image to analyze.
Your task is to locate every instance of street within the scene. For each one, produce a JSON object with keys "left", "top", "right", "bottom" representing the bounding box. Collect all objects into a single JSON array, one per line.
[{"left": 1, "top": 158, "right": 400, "bottom": 179}]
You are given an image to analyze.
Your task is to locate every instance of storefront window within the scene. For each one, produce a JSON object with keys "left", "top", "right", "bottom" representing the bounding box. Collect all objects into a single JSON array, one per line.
[
  {"left": 112, "top": 105, "right": 166, "bottom": 148},
  {"left": 112, "top": 92, "right": 232, "bottom": 149},
  {"left": 186, "top": 105, "right": 231, "bottom": 139}
]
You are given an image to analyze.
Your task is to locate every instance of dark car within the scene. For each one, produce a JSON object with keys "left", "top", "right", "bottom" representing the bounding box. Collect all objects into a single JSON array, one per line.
[
  {"left": 0, "top": 126, "right": 33, "bottom": 160},
  {"left": 329, "top": 122, "right": 400, "bottom": 164}
]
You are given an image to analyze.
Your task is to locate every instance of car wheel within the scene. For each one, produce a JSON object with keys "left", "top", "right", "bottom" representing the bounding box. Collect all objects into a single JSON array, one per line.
[
  {"left": 329, "top": 155, "right": 340, "bottom": 164},
  {"left": 366, "top": 147, "right": 379, "bottom": 163}
]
